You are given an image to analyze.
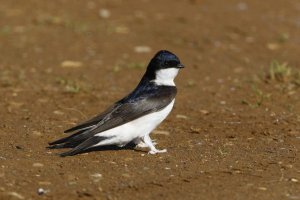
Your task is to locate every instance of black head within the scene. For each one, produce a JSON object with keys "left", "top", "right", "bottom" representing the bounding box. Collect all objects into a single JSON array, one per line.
[{"left": 144, "top": 50, "right": 184, "bottom": 80}]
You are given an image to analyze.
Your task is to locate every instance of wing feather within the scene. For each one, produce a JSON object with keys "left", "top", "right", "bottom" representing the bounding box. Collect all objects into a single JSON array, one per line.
[{"left": 48, "top": 85, "right": 177, "bottom": 154}]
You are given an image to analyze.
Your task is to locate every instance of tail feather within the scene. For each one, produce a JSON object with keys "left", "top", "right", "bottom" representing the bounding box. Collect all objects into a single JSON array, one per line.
[
  {"left": 49, "top": 129, "right": 89, "bottom": 146},
  {"left": 64, "top": 125, "right": 94, "bottom": 133},
  {"left": 47, "top": 142, "right": 80, "bottom": 149},
  {"left": 59, "top": 136, "right": 108, "bottom": 157}
]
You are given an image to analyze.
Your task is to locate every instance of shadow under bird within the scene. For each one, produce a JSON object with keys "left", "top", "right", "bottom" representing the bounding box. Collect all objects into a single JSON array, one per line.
[{"left": 48, "top": 50, "right": 184, "bottom": 156}]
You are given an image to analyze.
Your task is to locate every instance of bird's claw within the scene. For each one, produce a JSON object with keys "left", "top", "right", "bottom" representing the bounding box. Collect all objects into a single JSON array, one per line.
[
  {"left": 148, "top": 149, "right": 167, "bottom": 155},
  {"left": 136, "top": 142, "right": 148, "bottom": 148}
]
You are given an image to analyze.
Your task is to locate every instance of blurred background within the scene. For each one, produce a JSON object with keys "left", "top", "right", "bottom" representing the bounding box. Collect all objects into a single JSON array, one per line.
[{"left": 0, "top": 0, "right": 299, "bottom": 199}]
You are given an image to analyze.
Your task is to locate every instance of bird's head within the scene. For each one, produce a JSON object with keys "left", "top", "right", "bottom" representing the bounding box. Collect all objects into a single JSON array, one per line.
[{"left": 144, "top": 50, "right": 184, "bottom": 86}]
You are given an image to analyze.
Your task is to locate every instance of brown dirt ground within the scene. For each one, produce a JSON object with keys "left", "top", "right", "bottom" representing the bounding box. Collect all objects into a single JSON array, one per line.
[{"left": 0, "top": 0, "right": 300, "bottom": 199}]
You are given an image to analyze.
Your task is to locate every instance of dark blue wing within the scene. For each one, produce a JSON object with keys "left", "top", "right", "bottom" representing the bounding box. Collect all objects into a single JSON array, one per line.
[{"left": 49, "top": 84, "right": 176, "bottom": 147}]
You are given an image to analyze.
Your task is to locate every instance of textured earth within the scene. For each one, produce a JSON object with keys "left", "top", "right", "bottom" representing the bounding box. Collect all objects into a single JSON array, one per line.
[{"left": 0, "top": 0, "right": 300, "bottom": 199}]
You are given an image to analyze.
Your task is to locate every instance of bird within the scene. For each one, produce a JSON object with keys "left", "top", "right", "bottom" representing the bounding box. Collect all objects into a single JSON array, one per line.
[{"left": 48, "top": 50, "right": 184, "bottom": 156}]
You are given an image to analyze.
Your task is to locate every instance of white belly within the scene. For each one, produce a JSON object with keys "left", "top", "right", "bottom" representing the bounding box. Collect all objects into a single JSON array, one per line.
[{"left": 94, "top": 99, "right": 175, "bottom": 146}]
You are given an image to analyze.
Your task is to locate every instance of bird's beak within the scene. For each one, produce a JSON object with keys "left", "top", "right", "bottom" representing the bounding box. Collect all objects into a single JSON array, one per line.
[{"left": 177, "top": 63, "right": 185, "bottom": 68}]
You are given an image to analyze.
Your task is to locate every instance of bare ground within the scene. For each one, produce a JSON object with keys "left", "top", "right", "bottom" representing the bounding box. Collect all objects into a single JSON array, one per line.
[{"left": 0, "top": 0, "right": 299, "bottom": 199}]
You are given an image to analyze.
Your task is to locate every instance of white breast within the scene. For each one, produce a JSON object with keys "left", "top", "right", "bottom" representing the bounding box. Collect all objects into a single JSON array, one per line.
[
  {"left": 94, "top": 99, "right": 175, "bottom": 146},
  {"left": 153, "top": 68, "right": 179, "bottom": 86}
]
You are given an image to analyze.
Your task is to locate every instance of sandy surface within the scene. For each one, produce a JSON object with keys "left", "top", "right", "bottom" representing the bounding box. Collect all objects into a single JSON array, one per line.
[{"left": 0, "top": 0, "right": 299, "bottom": 199}]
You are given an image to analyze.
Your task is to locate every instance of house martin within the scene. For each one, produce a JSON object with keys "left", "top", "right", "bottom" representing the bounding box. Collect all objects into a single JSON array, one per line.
[{"left": 48, "top": 50, "right": 184, "bottom": 156}]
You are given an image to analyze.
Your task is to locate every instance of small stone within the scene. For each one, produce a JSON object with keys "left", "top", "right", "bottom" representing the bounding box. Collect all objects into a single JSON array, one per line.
[
  {"left": 220, "top": 101, "right": 226, "bottom": 105},
  {"left": 134, "top": 46, "right": 151, "bottom": 53},
  {"left": 152, "top": 130, "right": 170, "bottom": 135},
  {"left": 90, "top": 173, "right": 102, "bottom": 182},
  {"left": 267, "top": 43, "right": 280, "bottom": 50},
  {"left": 15, "top": 145, "right": 23, "bottom": 150},
  {"left": 285, "top": 164, "right": 293, "bottom": 168},
  {"left": 68, "top": 181, "right": 77, "bottom": 185},
  {"left": 190, "top": 127, "right": 201, "bottom": 134},
  {"left": 32, "top": 131, "right": 42, "bottom": 136},
  {"left": 90, "top": 173, "right": 102, "bottom": 178},
  {"left": 53, "top": 110, "right": 64, "bottom": 115},
  {"left": 122, "top": 173, "right": 130, "bottom": 178},
  {"left": 61, "top": 60, "right": 83, "bottom": 68},
  {"left": 38, "top": 181, "right": 51, "bottom": 185},
  {"left": 115, "top": 26, "right": 129, "bottom": 34},
  {"left": 99, "top": 9, "right": 110, "bottom": 18},
  {"left": 176, "top": 114, "right": 188, "bottom": 119},
  {"left": 291, "top": 178, "right": 298, "bottom": 183},
  {"left": 200, "top": 110, "right": 210, "bottom": 115},
  {"left": 258, "top": 187, "right": 267, "bottom": 191},
  {"left": 33, "top": 163, "right": 44, "bottom": 167},
  {"left": 37, "top": 188, "right": 46, "bottom": 195}
]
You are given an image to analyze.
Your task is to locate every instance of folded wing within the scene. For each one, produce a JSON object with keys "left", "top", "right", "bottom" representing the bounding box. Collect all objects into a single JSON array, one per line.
[{"left": 48, "top": 85, "right": 177, "bottom": 156}]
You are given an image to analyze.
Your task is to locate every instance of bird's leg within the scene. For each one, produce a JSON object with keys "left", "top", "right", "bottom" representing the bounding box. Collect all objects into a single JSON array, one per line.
[
  {"left": 134, "top": 137, "right": 158, "bottom": 149},
  {"left": 134, "top": 138, "right": 148, "bottom": 148},
  {"left": 143, "top": 134, "right": 167, "bottom": 154}
]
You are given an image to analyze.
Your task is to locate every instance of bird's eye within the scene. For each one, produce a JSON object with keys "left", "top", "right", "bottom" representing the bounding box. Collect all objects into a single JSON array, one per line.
[
  {"left": 164, "top": 60, "right": 177, "bottom": 66},
  {"left": 164, "top": 61, "right": 170, "bottom": 66}
]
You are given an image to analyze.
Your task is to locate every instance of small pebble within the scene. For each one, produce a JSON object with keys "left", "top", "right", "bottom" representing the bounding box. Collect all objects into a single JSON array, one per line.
[
  {"left": 33, "top": 163, "right": 44, "bottom": 167},
  {"left": 99, "top": 9, "right": 110, "bottom": 18},
  {"left": 291, "top": 178, "right": 298, "bottom": 183},
  {"left": 90, "top": 173, "right": 102, "bottom": 178},
  {"left": 176, "top": 114, "right": 188, "bottom": 119},
  {"left": 134, "top": 46, "right": 151, "bottom": 53},
  {"left": 122, "top": 173, "right": 130, "bottom": 178},
  {"left": 190, "top": 127, "right": 201, "bottom": 134},
  {"left": 32, "top": 131, "right": 42, "bottom": 136},
  {"left": 258, "top": 187, "right": 267, "bottom": 191},
  {"left": 38, "top": 181, "right": 51, "bottom": 185},
  {"left": 152, "top": 130, "right": 170, "bottom": 135},
  {"left": 90, "top": 173, "right": 102, "bottom": 182},
  {"left": 37, "top": 188, "right": 46, "bottom": 195},
  {"left": 115, "top": 26, "right": 129, "bottom": 34},
  {"left": 267, "top": 43, "right": 280, "bottom": 50},
  {"left": 200, "top": 110, "right": 210, "bottom": 115},
  {"left": 61, "top": 61, "right": 83, "bottom": 68},
  {"left": 53, "top": 110, "right": 64, "bottom": 115},
  {"left": 220, "top": 101, "right": 226, "bottom": 105}
]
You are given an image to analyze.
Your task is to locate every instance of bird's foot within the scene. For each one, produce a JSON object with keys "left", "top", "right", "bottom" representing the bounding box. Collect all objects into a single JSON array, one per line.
[
  {"left": 135, "top": 141, "right": 148, "bottom": 148},
  {"left": 135, "top": 139, "right": 157, "bottom": 149},
  {"left": 148, "top": 148, "right": 167, "bottom": 155}
]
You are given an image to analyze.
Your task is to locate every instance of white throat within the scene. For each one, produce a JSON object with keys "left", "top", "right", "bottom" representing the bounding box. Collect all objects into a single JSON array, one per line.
[{"left": 153, "top": 68, "right": 179, "bottom": 86}]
